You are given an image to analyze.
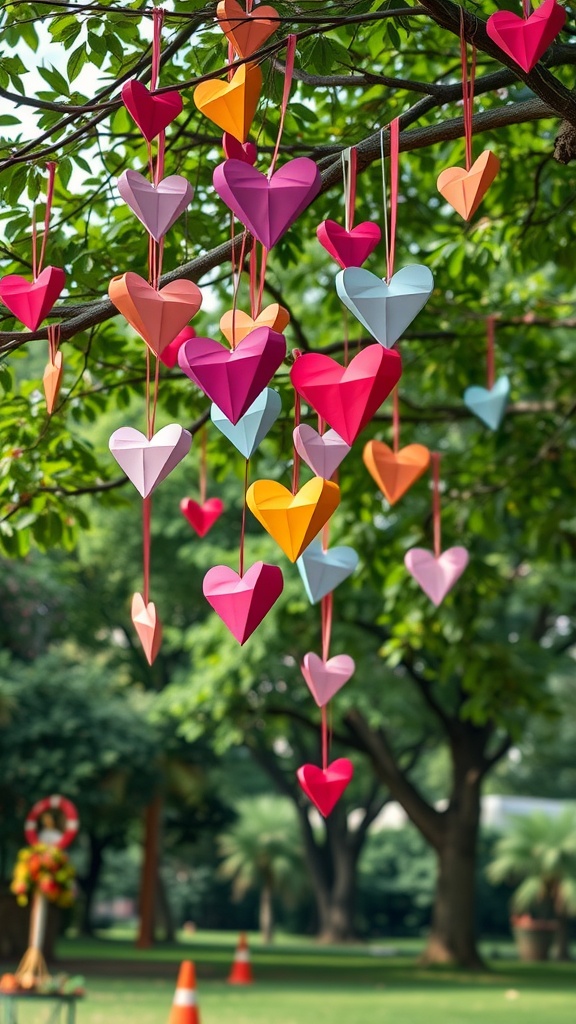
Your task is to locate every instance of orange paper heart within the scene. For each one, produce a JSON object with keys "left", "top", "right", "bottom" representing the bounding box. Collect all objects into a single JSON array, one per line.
[
  {"left": 131, "top": 592, "right": 163, "bottom": 665},
  {"left": 220, "top": 303, "right": 290, "bottom": 345},
  {"left": 216, "top": 0, "right": 278, "bottom": 57},
  {"left": 43, "top": 351, "right": 63, "bottom": 415},
  {"left": 363, "top": 441, "right": 430, "bottom": 505},
  {"left": 246, "top": 477, "right": 340, "bottom": 562},
  {"left": 108, "top": 272, "right": 202, "bottom": 357},
  {"left": 194, "top": 62, "right": 262, "bottom": 144},
  {"left": 436, "top": 150, "right": 500, "bottom": 221}
]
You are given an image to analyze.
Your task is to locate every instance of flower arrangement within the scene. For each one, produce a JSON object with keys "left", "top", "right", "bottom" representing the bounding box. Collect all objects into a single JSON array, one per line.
[{"left": 11, "top": 844, "right": 75, "bottom": 908}]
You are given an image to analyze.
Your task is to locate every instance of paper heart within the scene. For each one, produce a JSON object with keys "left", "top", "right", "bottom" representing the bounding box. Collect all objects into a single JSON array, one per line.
[
  {"left": 210, "top": 387, "right": 282, "bottom": 458},
  {"left": 109, "top": 423, "right": 192, "bottom": 498},
  {"left": 437, "top": 150, "right": 500, "bottom": 221},
  {"left": 296, "top": 538, "right": 359, "bottom": 604},
  {"left": 159, "top": 327, "right": 195, "bottom": 369},
  {"left": 293, "top": 425, "right": 350, "bottom": 479},
  {"left": 203, "top": 561, "right": 283, "bottom": 644},
  {"left": 194, "top": 63, "right": 262, "bottom": 144},
  {"left": 180, "top": 497, "right": 224, "bottom": 537},
  {"left": 216, "top": 0, "right": 278, "bottom": 57},
  {"left": 317, "top": 220, "right": 381, "bottom": 269},
  {"left": 220, "top": 303, "right": 290, "bottom": 345},
  {"left": 336, "top": 265, "right": 434, "bottom": 348},
  {"left": 291, "top": 345, "right": 402, "bottom": 447},
  {"left": 131, "top": 593, "right": 163, "bottom": 665},
  {"left": 301, "top": 653, "right": 355, "bottom": 708},
  {"left": 223, "top": 132, "right": 257, "bottom": 164},
  {"left": 486, "top": 0, "right": 566, "bottom": 73},
  {"left": 43, "top": 352, "right": 63, "bottom": 415},
  {"left": 463, "top": 375, "right": 510, "bottom": 430},
  {"left": 404, "top": 547, "right": 469, "bottom": 607},
  {"left": 117, "top": 170, "right": 193, "bottom": 242},
  {"left": 213, "top": 157, "right": 322, "bottom": 250},
  {"left": 246, "top": 477, "right": 340, "bottom": 562},
  {"left": 0, "top": 266, "right": 65, "bottom": 331},
  {"left": 297, "top": 758, "right": 354, "bottom": 818},
  {"left": 108, "top": 273, "right": 202, "bottom": 357},
  {"left": 122, "top": 80, "right": 183, "bottom": 142},
  {"left": 178, "top": 327, "right": 286, "bottom": 425},
  {"left": 363, "top": 440, "right": 430, "bottom": 505}
]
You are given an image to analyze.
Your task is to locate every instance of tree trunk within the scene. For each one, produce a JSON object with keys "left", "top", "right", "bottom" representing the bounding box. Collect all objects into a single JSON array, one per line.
[
  {"left": 317, "top": 841, "right": 358, "bottom": 943},
  {"left": 78, "top": 832, "right": 105, "bottom": 936},
  {"left": 259, "top": 880, "right": 274, "bottom": 944},
  {"left": 136, "top": 795, "right": 162, "bottom": 949},
  {"left": 155, "top": 868, "right": 175, "bottom": 943},
  {"left": 553, "top": 915, "right": 572, "bottom": 961}
]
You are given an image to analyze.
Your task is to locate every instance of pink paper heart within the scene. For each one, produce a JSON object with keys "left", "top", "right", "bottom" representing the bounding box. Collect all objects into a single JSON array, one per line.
[
  {"left": 301, "top": 653, "right": 355, "bottom": 708},
  {"left": 404, "top": 547, "right": 469, "bottom": 607},
  {"left": 293, "top": 425, "right": 351, "bottom": 479},
  {"left": 297, "top": 758, "right": 354, "bottom": 818},
  {"left": 316, "top": 220, "right": 381, "bottom": 269},
  {"left": 213, "top": 157, "right": 321, "bottom": 249},
  {"left": 0, "top": 266, "right": 66, "bottom": 331},
  {"left": 178, "top": 326, "right": 286, "bottom": 425},
  {"left": 159, "top": 327, "right": 195, "bottom": 369},
  {"left": 117, "top": 170, "right": 193, "bottom": 243},
  {"left": 486, "top": 0, "right": 565, "bottom": 73},
  {"left": 180, "top": 497, "right": 224, "bottom": 537},
  {"left": 203, "top": 561, "right": 284, "bottom": 644},
  {"left": 122, "top": 80, "right": 183, "bottom": 141},
  {"left": 223, "top": 132, "right": 257, "bottom": 165},
  {"left": 109, "top": 423, "right": 192, "bottom": 498}
]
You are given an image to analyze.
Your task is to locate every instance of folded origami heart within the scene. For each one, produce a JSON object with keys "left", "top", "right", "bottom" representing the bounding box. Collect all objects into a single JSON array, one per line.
[
  {"left": 194, "top": 63, "right": 262, "bottom": 144},
  {"left": 317, "top": 220, "right": 381, "bottom": 269},
  {"left": 0, "top": 266, "right": 66, "bottom": 331},
  {"left": 178, "top": 327, "right": 286, "bottom": 425},
  {"left": 291, "top": 345, "right": 402, "bottom": 447},
  {"left": 463, "top": 375, "right": 510, "bottom": 431},
  {"left": 301, "top": 653, "right": 356, "bottom": 708},
  {"left": 336, "top": 265, "right": 434, "bottom": 348},
  {"left": 293, "top": 425, "right": 351, "bottom": 479},
  {"left": 180, "top": 497, "right": 224, "bottom": 537},
  {"left": 159, "top": 327, "right": 195, "bottom": 369},
  {"left": 297, "top": 758, "right": 354, "bottom": 817},
  {"left": 210, "top": 387, "right": 282, "bottom": 458},
  {"left": 220, "top": 303, "right": 290, "bottom": 345},
  {"left": 43, "top": 352, "right": 63, "bottom": 415},
  {"left": 486, "top": 0, "right": 566, "bottom": 73},
  {"left": 246, "top": 477, "right": 340, "bottom": 562},
  {"left": 363, "top": 440, "right": 430, "bottom": 505},
  {"left": 108, "top": 273, "right": 202, "bottom": 357},
  {"left": 437, "top": 150, "right": 500, "bottom": 221},
  {"left": 203, "top": 561, "right": 284, "bottom": 644},
  {"left": 223, "top": 132, "right": 257, "bottom": 164},
  {"left": 109, "top": 423, "right": 192, "bottom": 498},
  {"left": 296, "top": 538, "right": 359, "bottom": 604},
  {"left": 217, "top": 0, "right": 279, "bottom": 57},
  {"left": 404, "top": 547, "right": 469, "bottom": 607},
  {"left": 213, "top": 157, "right": 321, "bottom": 250},
  {"left": 117, "top": 170, "right": 193, "bottom": 242},
  {"left": 131, "top": 592, "right": 163, "bottom": 665},
  {"left": 122, "top": 80, "right": 183, "bottom": 141}
]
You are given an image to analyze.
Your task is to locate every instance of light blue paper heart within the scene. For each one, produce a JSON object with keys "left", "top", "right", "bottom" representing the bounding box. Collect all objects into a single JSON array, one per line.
[
  {"left": 297, "top": 538, "right": 359, "bottom": 605},
  {"left": 335, "top": 265, "right": 434, "bottom": 347},
  {"left": 210, "top": 387, "right": 282, "bottom": 458},
  {"left": 463, "top": 375, "right": 510, "bottom": 431}
]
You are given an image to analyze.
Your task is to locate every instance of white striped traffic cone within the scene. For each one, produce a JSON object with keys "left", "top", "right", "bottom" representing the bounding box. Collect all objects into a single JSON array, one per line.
[
  {"left": 168, "top": 961, "right": 199, "bottom": 1024},
  {"left": 228, "top": 932, "right": 254, "bottom": 984}
]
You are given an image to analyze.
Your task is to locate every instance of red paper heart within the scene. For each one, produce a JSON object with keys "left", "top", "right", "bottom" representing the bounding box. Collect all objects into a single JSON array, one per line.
[
  {"left": 0, "top": 266, "right": 65, "bottom": 331},
  {"left": 131, "top": 592, "right": 163, "bottom": 665},
  {"left": 122, "top": 80, "right": 183, "bottom": 142},
  {"left": 297, "top": 758, "right": 354, "bottom": 818},
  {"left": 486, "top": 0, "right": 566, "bottom": 73},
  {"left": 222, "top": 132, "right": 257, "bottom": 165},
  {"left": 160, "top": 327, "right": 195, "bottom": 369},
  {"left": 180, "top": 497, "right": 224, "bottom": 537},
  {"left": 203, "top": 561, "right": 284, "bottom": 645},
  {"left": 316, "top": 220, "right": 381, "bottom": 269}
]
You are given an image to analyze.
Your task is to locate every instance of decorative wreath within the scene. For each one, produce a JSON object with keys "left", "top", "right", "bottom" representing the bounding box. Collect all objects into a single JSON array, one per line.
[{"left": 24, "top": 795, "right": 79, "bottom": 850}]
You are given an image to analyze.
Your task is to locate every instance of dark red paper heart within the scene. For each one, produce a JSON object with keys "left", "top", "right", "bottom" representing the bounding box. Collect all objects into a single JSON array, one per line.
[
  {"left": 297, "top": 758, "right": 354, "bottom": 817},
  {"left": 316, "top": 220, "right": 381, "bottom": 269},
  {"left": 122, "top": 80, "right": 183, "bottom": 142},
  {"left": 180, "top": 497, "right": 224, "bottom": 538},
  {"left": 160, "top": 327, "right": 196, "bottom": 369},
  {"left": 222, "top": 132, "right": 257, "bottom": 165}
]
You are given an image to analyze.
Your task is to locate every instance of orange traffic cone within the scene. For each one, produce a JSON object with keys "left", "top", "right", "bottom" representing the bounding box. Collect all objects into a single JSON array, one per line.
[
  {"left": 168, "top": 961, "right": 199, "bottom": 1024},
  {"left": 228, "top": 932, "right": 254, "bottom": 985}
]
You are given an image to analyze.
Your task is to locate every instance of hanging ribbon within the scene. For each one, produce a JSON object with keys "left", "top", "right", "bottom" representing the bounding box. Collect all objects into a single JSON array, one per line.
[
  {"left": 239, "top": 459, "right": 249, "bottom": 577},
  {"left": 291, "top": 389, "right": 301, "bottom": 494},
  {"left": 269, "top": 34, "right": 297, "bottom": 179},
  {"left": 392, "top": 386, "right": 400, "bottom": 454},
  {"left": 381, "top": 117, "right": 399, "bottom": 284},
  {"left": 523, "top": 0, "right": 532, "bottom": 18},
  {"left": 460, "top": 8, "right": 476, "bottom": 173},
  {"left": 486, "top": 315, "right": 496, "bottom": 390},
  {"left": 431, "top": 452, "right": 441, "bottom": 559},
  {"left": 320, "top": 591, "right": 333, "bottom": 771},
  {"left": 199, "top": 426, "right": 207, "bottom": 505},
  {"left": 342, "top": 146, "right": 357, "bottom": 234},
  {"left": 32, "top": 162, "right": 57, "bottom": 281}
]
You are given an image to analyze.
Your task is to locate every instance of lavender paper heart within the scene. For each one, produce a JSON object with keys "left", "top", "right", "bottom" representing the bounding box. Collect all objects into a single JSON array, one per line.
[
  {"left": 117, "top": 170, "right": 193, "bottom": 243},
  {"left": 109, "top": 423, "right": 192, "bottom": 498}
]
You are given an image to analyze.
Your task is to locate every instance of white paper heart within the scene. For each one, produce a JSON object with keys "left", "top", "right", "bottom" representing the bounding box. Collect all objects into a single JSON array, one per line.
[
  {"left": 210, "top": 387, "right": 282, "bottom": 459},
  {"left": 293, "top": 425, "right": 351, "bottom": 479},
  {"left": 296, "top": 538, "right": 359, "bottom": 604},
  {"left": 463, "top": 375, "right": 510, "bottom": 431},
  {"left": 335, "top": 265, "right": 434, "bottom": 347},
  {"left": 109, "top": 423, "right": 192, "bottom": 497}
]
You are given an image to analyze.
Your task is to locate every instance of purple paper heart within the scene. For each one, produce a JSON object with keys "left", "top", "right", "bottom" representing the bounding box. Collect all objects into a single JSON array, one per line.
[
  {"left": 109, "top": 423, "right": 192, "bottom": 498},
  {"left": 213, "top": 157, "right": 322, "bottom": 249},
  {"left": 117, "top": 170, "right": 193, "bottom": 243}
]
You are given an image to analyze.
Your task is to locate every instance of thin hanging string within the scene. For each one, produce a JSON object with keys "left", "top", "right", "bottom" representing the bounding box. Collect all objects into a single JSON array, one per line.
[
  {"left": 292, "top": 390, "right": 301, "bottom": 494},
  {"left": 320, "top": 590, "right": 333, "bottom": 770},
  {"left": 392, "top": 386, "right": 400, "bottom": 454},
  {"left": 37, "top": 162, "right": 57, "bottom": 278},
  {"left": 431, "top": 452, "right": 441, "bottom": 559},
  {"left": 143, "top": 496, "right": 152, "bottom": 605},
  {"left": 255, "top": 243, "right": 268, "bottom": 318},
  {"left": 381, "top": 118, "right": 399, "bottom": 284},
  {"left": 343, "top": 307, "right": 349, "bottom": 368},
  {"left": 486, "top": 315, "right": 496, "bottom": 390},
  {"left": 249, "top": 239, "right": 258, "bottom": 320},
  {"left": 321, "top": 705, "right": 328, "bottom": 770},
  {"left": 47, "top": 323, "right": 60, "bottom": 365},
  {"left": 346, "top": 146, "right": 357, "bottom": 232},
  {"left": 460, "top": 9, "right": 476, "bottom": 172},
  {"left": 268, "top": 34, "right": 297, "bottom": 178},
  {"left": 239, "top": 459, "right": 249, "bottom": 577},
  {"left": 200, "top": 426, "right": 207, "bottom": 505},
  {"left": 523, "top": 0, "right": 531, "bottom": 18}
]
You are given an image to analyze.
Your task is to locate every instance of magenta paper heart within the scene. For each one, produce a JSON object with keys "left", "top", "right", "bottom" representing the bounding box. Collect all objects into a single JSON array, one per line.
[
  {"left": 178, "top": 326, "right": 286, "bottom": 424},
  {"left": 213, "top": 157, "right": 321, "bottom": 249},
  {"left": 404, "top": 546, "right": 469, "bottom": 607},
  {"left": 316, "top": 220, "right": 381, "bottom": 269},
  {"left": 117, "top": 170, "right": 193, "bottom": 243},
  {"left": 203, "top": 561, "right": 284, "bottom": 644},
  {"left": 297, "top": 758, "right": 354, "bottom": 818},
  {"left": 160, "top": 327, "right": 195, "bottom": 369},
  {"left": 293, "top": 425, "right": 351, "bottom": 479},
  {"left": 109, "top": 423, "right": 192, "bottom": 498},
  {"left": 122, "top": 80, "right": 183, "bottom": 141},
  {"left": 223, "top": 132, "right": 257, "bottom": 165},
  {"left": 0, "top": 266, "right": 65, "bottom": 331},
  {"left": 486, "top": 0, "right": 565, "bottom": 73},
  {"left": 301, "top": 653, "right": 355, "bottom": 708},
  {"left": 180, "top": 497, "right": 224, "bottom": 537}
]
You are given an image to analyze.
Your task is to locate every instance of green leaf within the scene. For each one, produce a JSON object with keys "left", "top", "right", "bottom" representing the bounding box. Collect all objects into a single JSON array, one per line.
[
  {"left": 38, "top": 65, "right": 70, "bottom": 98},
  {"left": 67, "top": 46, "right": 87, "bottom": 84}
]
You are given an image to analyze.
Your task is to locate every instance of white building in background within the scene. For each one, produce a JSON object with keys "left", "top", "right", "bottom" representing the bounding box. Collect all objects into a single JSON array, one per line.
[{"left": 360, "top": 795, "right": 575, "bottom": 833}]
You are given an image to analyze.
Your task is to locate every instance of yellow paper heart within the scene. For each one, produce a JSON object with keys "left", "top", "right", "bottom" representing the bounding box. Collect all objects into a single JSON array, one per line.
[
  {"left": 246, "top": 477, "right": 340, "bottom": 562},
  {"left": 194, "top": 63, "right": 262, "bottom": 143},
  {"left": 220, "top": 303, "right": 290, "bottom": 345}
]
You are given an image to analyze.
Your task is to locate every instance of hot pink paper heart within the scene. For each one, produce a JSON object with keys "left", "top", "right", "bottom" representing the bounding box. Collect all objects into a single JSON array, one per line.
[
  {"left": 203, "top": 561, "right": 284, "bottom": 644},
  {"left": 160, "top": 327, "right": 195, "bottom": 369},
  {"left": 316, "top": 220, "right": 381, "bottom": 269},
  {"left": 180, "top": 497, "right": 224, "bottom": 537},
  {"left": 117, "top": 170, "right": 193, "bottom": 242},
  {"left": 122, "top": 80, "right": 183, "bottom": 141},
  {"left": 486, "top": 0, "right": 565, "bottom": 73},
  {"left": 0, "top": 266, "right": 65, "bottom": 331},
  {"left": 301, "top": 653, "right": 355, "bottom": 708},
  {"left": 293, "top": 425, "right": 351, "bottom": 479},
  {"left": 178, "top": 326, "right": 286, "bottom": 425},
  {"left": 404, "top": 547, "right": 469, "bottom": 607},
  {"left": 213, "top": 157, "right": 321, "bottom": 249},
  {"left": 223, "top": 132, "right": 257, "bottom": 165},
  {"left": 297, "top": 758, "right": 354, "bottom": 818},
  {"left": 109, "top": 423, "right": 192, "bottom": 498}
]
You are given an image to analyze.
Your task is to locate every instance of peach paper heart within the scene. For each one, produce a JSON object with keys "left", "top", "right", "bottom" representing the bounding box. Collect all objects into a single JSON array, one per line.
[
  {"left": 297, "top": 758, "right": 354, "bottom": 817},
  {"left": 217, "top": 0, "right": 279, "bottom": 57},
  {"left": 220, "top": 303, "right": 290, "bottom": 345},
  {"left": 108, "top": 272, "right": 202, "bottom": 357},
  {"left": 246, "top": 477, "right": 340, "bottom": 562},
  {"left": 43, "top": 351, "right": 63, "bottom": 415},
  {"left": 437, "top": 150, "right": 500, "bottom": 221},
  {"left": 131, "top": 592, "right": 163, "bottom": 665},
  {"left": 363, "top": 441, "right": 430, "bottom": 505},
  {"left": 194, "top": 63, "right": 262, "bottom": 144}
]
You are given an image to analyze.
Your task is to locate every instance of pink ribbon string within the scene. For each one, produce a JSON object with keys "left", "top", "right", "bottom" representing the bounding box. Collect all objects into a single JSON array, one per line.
[
  {"left": 200, "top": 426, "right": 207, "bottom": 505},
  {"left": 383, "top": 118, "right": 399, "bottom": 284},
  {"left": 460, "top": 10, "right": 476, "bottom": 172},
  {"left": 143, "top": 496, "right": 152, "bottom": 605},
  {"left": 292, "top": 390, "right": 301, "bottom": 495},
  {"left": 392, "top": 386, "right": 400, "bottom": 454},
  {"left": 269, "top": 34, "right": 297, "bottom": 179},
  {"left": 47, "top": 322, "right": 60, "bottom": 365},
  {"left": 343, "top": 146, "right": 357, "bottom": 233},
  {"left": 239, "top": 459, "right": 249, "bottom": 577},
  {"left": 431, "top": 452, "right": 441, "bottom": 559},
  {"left": 523, "top": 0, "right": 532, "bottom": 19},
  {"left": 486, "top": 316, "right": 496, "bottom": 389}
]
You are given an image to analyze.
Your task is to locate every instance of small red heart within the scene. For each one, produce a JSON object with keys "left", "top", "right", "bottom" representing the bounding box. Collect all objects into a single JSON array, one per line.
[
  {"left": 297, "top": 758, "right": 354, "bottom": 817},
  {"left": 160, "top": 327, "right": 196, "bottom": 369},
  {"left": 222, "top": 132, "right": 258, "bottom": 165},
  {"left": 316, "top": 220, "right": 381, "bottom": 270},
  {"left": 0, "top": 266, "right": 65, "bottom": 331},
  {"left": 122, "top": 80, "right": 183, "bottom": 142},
  {"left": 180, "top": 497, "right": 224, "bottom": 537}
]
